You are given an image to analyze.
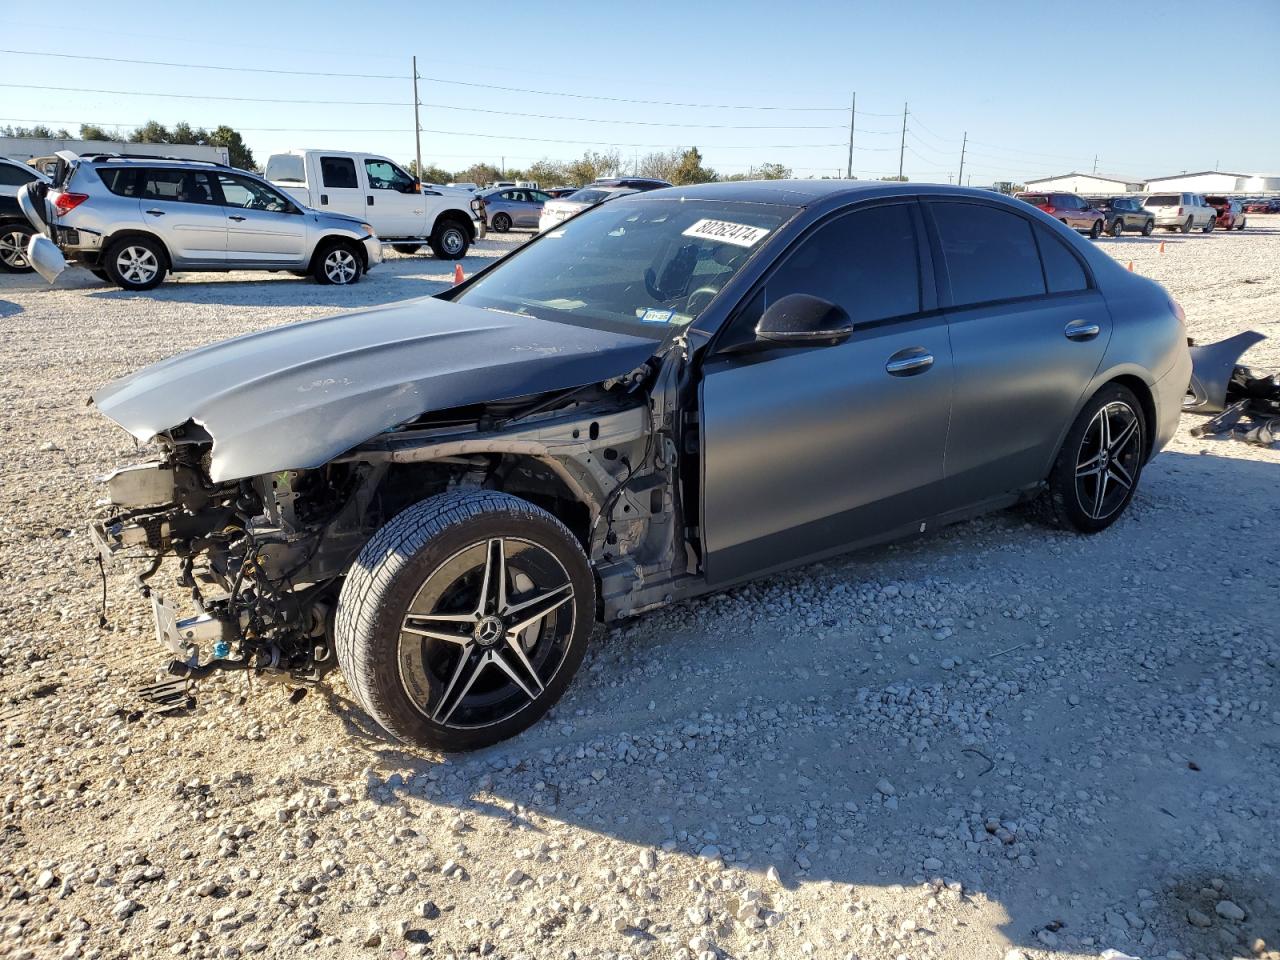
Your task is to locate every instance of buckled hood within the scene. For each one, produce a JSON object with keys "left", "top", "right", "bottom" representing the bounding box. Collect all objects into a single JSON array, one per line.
[{"left": 92, "top": 296, "right": 659, "bottom": 482}]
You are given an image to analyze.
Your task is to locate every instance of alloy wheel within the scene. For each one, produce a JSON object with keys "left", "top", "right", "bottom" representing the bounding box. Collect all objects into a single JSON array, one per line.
[
  {"left": 397, "top": 537, "right": 575, "bottom": 729},
  {"left": 441, "top": 227, "right": 466, "bottom": 255},
  {"left": 116, "top": 245, "right": 158, "bottom": 284},
  {"left": 1074, "top": 401, "right": 1142, "bottom": 522},
  {"left": 324, "top": 248, "right": 358, "bottom": 284},
  {"left": 0, "top": 228, "right": 30, "bottom": 269}
]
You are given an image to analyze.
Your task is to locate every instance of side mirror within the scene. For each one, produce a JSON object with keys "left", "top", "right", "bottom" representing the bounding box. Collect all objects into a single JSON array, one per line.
[{"left": 754, "top": 293, "right": 854, "bottom": 347}]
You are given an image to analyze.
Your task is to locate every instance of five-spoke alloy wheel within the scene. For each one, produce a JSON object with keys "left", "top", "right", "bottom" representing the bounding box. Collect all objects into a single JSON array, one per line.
[
  {"left": 1037, "top": 383, "right": 1146, "bottom": 533},
  {"left": 336, "top": 490, "right": 594, "bottom": 751}
]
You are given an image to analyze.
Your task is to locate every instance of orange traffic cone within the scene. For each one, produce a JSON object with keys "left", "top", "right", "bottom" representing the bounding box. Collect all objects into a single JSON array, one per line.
[
  {"left": 453, "top": 264, "right": 464, "bottom": 285},
  {"left": 1158, "top": 241, "right": 1165, "bottom": 254},
  {"left": 1128, "top": 261, "right": 1134, "bottom": 271}
]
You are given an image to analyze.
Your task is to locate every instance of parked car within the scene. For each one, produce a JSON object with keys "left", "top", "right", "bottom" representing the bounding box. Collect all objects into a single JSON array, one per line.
[
  {"left": 1087, "top": 196, "right": 1155, "bottom": 237},
  {"left": 1205, "top": 196, "right": 1247, "bottom": 231},
  {"left": 19, "top": 153, "right": 382, "bottom": 290},
  {"left": 545, "top": 187, "right": 579, "bottom": 199},
  {"left": 476, "top": 187, "right": 553, "bottom": 232},
  {"left": 1142, "top": 193, "right": 1217, "bottom": 233},
  {"left": 1243, "top": 198, "right": 1278, "bottom": 213},
  {"left": 88, "top": 181, "right": 1190, "bottom": 751},
  {"left": 265, "top": 150, "right": 483, "bottom": 258},
  {"left": 0, "top": 156, "right": 49, "bottom": 273},
  {"left": 447, "top": 182, "right": 479, "bottom": 192},
  {"left": 590, "top": 177, "right": 673, "bottom": 192},
  {"left": 537, "top": 186, "right": 637, "bottom": 232},
  {"left": 1015, "top": 192, "right": 1105, "bottom": 237}
]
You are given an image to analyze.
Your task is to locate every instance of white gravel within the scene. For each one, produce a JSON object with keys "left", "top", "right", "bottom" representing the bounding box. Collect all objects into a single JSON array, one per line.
[{"left": 1, "top": 222, "right": 1278, "bottom": 960}]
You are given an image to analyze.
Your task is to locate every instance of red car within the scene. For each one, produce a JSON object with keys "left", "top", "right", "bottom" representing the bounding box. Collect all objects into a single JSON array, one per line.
[
  {"left": 1244, "top": 199, "right": 1280, "bottom": 213},
  {"left": 1014, "top": 191, "right": 1105, "bottom": 238},
  {"left": 1206, "top": 196, "right": 1247, "bottom": 231}
]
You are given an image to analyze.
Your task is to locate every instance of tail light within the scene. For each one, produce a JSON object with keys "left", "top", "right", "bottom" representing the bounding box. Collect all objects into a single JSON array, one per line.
[
  {"left": 1043, "top": 205, "right": 1055, "bottom": 213},
  {"left": 1177, "top": 206, "right": 1183, "bottom": 216},
  {"left": 53, "top": 192, "right": 89, "bottom": 216}
]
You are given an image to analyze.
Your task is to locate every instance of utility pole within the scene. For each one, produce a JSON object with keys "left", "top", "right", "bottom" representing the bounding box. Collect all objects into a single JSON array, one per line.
[
  {"left": 846, "top": 92, "right": 856, "bottom": 179},
  {"left": 1092, "top": 154, "right": 1098, "bottom": 173},
  {"left": 898, "top": 101, "right": 908, "bottom": 179},
  {"left": 958, "top": 131, "right": 967, "bottom": 184},
  {"left": 412, "top": 56, "right": 422, "bottom": 178}
]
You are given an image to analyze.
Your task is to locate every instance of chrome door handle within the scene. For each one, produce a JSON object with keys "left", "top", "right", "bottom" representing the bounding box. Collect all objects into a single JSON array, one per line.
[
  {"left": 228, "top": 215, "right": 247, "bottom": 222},
  {"left": 144, "top": 209, "right": 165, "bottom": 216},
  {"left": 1064, "top": 319, "right": 1101, "bottom": 341},
  {"left": 885, "top": 349, "right": 934, "bottom": 376}
]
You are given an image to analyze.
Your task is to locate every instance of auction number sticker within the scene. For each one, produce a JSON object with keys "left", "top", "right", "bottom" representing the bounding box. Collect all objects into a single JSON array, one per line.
[{"left": 681, "top": 218, "right": 771, "bottom": 248}]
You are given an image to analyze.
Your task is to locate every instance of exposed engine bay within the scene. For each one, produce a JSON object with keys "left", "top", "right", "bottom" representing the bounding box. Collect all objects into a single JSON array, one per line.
[{"left": 91, "top": 344, "right": 696, "bottom": 685}]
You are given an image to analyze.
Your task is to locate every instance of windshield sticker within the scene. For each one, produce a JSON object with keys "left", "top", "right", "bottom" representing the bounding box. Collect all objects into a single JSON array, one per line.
[
  {"left": 638, "top": 308, "right": 676, "bottom": 324},
  {"left": 682, "top": 218, "right": 771, "bottom": 248}
]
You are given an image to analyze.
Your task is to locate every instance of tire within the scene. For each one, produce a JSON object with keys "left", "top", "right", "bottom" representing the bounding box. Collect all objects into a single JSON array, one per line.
[
  {"left": 491, "top": 213, "right": 512, "bottom": 233},
  {"left": 1088, "top": 219, "right": 1103, "bottom": 239},
  {"left": 104, "top": 236, "right": 168, "bottom": 290},
  {"left": 429, "top": 219, "right": 471, "bottom": 259},
  {"left": 335, "top": 490, "right": 596, "bottom": 752},
  {"left": 1237, "top": 218, "right": 1246, "bottom": 231},
  {"left": 1109, "top": 217, "right": 1124, "bottom": 238},
  {"left": 313, "top": 241, "right": 362, "bottom": 285},
  {"left": 391, "top": 243, "right": 423, "bottom": 254},
  {"left": 1142, "top": 219, "right": 1154, "bottom": 237},
  {"left": 0, "top": 222, "right": 35, "bottom": 273},
  {"left": 1180, "top": 217, "right": 1193, "bottom": 234},
  {"left": 1035, "top": 383, "right": 1146, "bottom": 534},
  {"left": 1202, "top": 218, "right": 1215, "bottom": 234}
]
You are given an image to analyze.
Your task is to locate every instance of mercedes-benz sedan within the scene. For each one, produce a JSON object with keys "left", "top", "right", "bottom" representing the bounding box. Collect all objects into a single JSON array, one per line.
[{"left": 89, "top": 181, "right": 1191, "bottom": 751}]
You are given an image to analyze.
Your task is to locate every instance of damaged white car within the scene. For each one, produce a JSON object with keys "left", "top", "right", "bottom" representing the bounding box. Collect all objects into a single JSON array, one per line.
[{"left": 91, "top": 182, "right": 1191, "bottom": 751}]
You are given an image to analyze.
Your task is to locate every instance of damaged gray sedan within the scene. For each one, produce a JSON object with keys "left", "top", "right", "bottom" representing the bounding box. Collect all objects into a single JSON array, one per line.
[{"left": 91, "top": 181, "right": 1192, "bottom": 751}]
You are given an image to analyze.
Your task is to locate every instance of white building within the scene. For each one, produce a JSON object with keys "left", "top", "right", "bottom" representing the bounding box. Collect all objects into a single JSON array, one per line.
[
  {"left": 0, "top": 136, "right": 229, "bottom": 169},
  {"left": 1142, "top": 171, "right": 1249, "bottom": 194},
  {"left": 1023, "top": 172, "right": 1143, "bottom": 195}
]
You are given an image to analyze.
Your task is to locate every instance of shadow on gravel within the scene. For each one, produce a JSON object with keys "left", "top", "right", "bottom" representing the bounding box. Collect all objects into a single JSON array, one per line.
[
  {"left": 297, "top": 448, "right": 1280, "bottom": 954},
  {"left": 0, "top": 298, "right": 22, "bottom": 319}
]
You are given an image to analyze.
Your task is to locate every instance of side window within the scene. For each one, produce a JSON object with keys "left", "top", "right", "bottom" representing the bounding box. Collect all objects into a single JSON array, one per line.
[
  {"left": 216, "top": 173, "right": 295, "bottom": 213},
  {"left": 1035, "top": 225, "right": 1088, "bottom": 294},
  {"left": 320, "top": 156, "right": 358, "bottom": 189},
  {"left": 730, "top": 203, "right": 921, "bottom": 341},
  {"left": 364, "top": 158, "right": 415, "bottom": 192},
  {"left": 931, "top": 202, "right": 1046, "bottom": 306},
  {"left": 139, "top": 169, "right": 217, "bottom": 204},
  {"left": 98, "top": 168, "right": 139, "bottom": 196},
  {"left": 530, "top": 190, "right": 551, "bottom": 203},
  {"left": 0, "top": 163, "right": 37, "bottom": 186}
]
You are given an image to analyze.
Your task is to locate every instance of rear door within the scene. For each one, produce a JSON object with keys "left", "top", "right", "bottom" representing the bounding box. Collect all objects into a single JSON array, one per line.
[
  {"left": 699, "top": 200, "right": 954, "bottom": 584},
  {"left": 215, "top": 172, "right": 308, "bottom": 266},
  {"left": 926, "top": 198, "right": 1111, "bottom": 504},
  {"left": 315, "top": 155, "right": 365, "bottom": 220},
  {"left": 362, "top": 157, "right": 422, "bottom": 237},
  {"left": 133, "top": 167, "right": 227, "bottom": 265}
]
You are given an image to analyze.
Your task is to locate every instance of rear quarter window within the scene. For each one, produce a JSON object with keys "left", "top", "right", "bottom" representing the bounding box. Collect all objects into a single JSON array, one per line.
[
  {"left": 97, "top": 167, "right": 139, "bottom": 196},
  {"left": 1035, "top": 225, "right": 1089, "bottom": 294},
  {"left": 931, "top": 202, "right": 1046, "bottom": 307},
  {"left": 0, "top": 163, "right": 38, "bottom": 187}
]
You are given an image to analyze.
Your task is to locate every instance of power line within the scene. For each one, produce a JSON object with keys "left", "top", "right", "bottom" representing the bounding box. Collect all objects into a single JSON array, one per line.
[{"left": 0, "top": 49, "right": 853, "bottom": 113}]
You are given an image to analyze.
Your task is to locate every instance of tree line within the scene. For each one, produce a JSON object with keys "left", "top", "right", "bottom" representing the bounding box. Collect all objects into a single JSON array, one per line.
[
  {"left": 410, "top": 148, "right": 794, "bottom": 188},
  {"left": 1, "top": 123, "right": 255, "bottom": 170}
]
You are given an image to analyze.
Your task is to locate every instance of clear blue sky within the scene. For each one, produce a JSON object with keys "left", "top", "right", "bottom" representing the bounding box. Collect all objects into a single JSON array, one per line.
[{"left": 2, "top": 0, "right": 1277, "bottom": 183}]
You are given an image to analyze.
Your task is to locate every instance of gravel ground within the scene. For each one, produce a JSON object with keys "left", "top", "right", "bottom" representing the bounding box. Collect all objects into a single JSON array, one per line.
[{"left": 1, "top": 220, "right": 1278, "bottom": 960}]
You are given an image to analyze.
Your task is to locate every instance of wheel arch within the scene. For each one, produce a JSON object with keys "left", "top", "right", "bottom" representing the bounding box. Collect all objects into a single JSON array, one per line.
[
  {"left": 308, "top": 235, "right": 367, "bottom": 273},
  {"left": 431, "top": 209, "right": 476, "bottom": 240},
  {"left": 103, "top": 229, "right": 173, "bottom": 269}
]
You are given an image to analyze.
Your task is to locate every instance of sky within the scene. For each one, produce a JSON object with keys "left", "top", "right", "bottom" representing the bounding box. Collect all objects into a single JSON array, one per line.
[{"left": 2, "top": 0, "right": 1278, "bottom": 184}]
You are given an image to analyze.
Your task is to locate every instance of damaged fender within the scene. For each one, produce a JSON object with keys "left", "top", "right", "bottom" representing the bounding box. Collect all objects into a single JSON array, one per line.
[{"left": 1184, "top": 331, "right": 1267, "bottom": 414}]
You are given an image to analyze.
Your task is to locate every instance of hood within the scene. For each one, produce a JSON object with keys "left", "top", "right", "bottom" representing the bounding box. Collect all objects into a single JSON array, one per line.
[{"left": 93, "top": 297, "right": 659, "bottom": 482}]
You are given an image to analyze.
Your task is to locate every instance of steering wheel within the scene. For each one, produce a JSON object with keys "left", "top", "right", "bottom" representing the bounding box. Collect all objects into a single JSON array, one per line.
[
  {"left": 643, "top": 267, "right": 667, "bottom": 302},
  {"left": 684, "top": 286, "right": 721, "bottom": 315}
]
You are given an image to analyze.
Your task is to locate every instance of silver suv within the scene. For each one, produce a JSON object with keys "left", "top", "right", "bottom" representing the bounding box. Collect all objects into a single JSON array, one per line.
[{"left": 19, "top": 153, "right": 382, "bottom": 290}]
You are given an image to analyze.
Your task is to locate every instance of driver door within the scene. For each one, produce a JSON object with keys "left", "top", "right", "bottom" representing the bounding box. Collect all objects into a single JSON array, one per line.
[
  {"left": 699, "top": 200, "right": 954, "bottom": 585},
  {"left": 363, "top": 158, "right": 422, "bottom": 237},
  {"left": 215, "top": 172, "right": 308, "bottom": 265}
]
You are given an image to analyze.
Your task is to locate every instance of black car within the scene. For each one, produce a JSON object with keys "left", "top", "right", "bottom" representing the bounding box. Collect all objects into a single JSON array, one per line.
[
  {"left": 589, "top": 177, "right": 673, "bottom": 192},
  {"left": 1087, "top": 196, "right": 1155, "bottom": 237},
  {"left": 0, "top": 156, "right": 46, "bottom": 273}
]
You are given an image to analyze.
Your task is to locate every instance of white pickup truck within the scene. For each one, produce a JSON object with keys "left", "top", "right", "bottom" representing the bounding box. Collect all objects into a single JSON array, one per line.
[{"left": 265, "top": 150, "right": 484, "bottom": 259}]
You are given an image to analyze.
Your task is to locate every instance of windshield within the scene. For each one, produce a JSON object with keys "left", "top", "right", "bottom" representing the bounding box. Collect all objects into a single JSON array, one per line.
[
  {"left": 1018, "top": 194, "right": 1050, "bottom": 205},
  {"left": 453, "top": 197, "right": 798, "bottom": 339},
  {"left": 566, "top": 188, "right": 610, "bottom": 204}
]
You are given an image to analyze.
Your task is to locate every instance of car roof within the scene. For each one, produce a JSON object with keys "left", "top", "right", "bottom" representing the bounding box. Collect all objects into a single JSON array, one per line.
[{"left": 631, "top": 179, "right": 1005, "bottom": 207}]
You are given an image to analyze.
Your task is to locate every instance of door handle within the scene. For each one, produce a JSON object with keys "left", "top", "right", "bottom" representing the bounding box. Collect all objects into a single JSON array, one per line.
[
  {"left": 1064, "top": 319, "right": 1101, "bottom": 341},
  {"left": 885, "top": 348, "right": 934, "bottom": 376},
  {"left": 144, "top": 209, "right": 165, "bottom": 216},
  {"left": 320, "top": 194, "right": 328, "bottom": 205},
  {"left": 367, "top": 195, "right": 374, "bottom": 206},
  {"left": 228, "top": 215, "right": 247, "bottom": 222}
]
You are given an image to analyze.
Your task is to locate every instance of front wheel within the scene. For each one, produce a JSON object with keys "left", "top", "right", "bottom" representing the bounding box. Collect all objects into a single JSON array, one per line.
[
  {"left": 1142, "top": 219, "right": 1154, "bottom": 236},
  {"left": 335, "top": 490, "right": 596, "bottom": 752},
  {"left": 313, "top": 241, "right": 362, "bottom": 285},
  {"left": 1180, "top": 217, "right": 1193, "bottom": 234},
  {"left": 104, "top": 236, "right": 168, "bottom": 290},
  {"left": 1109, "top": 217, "right": 1124, "bottom": 237},
  {"left": 1089, "top": 219, "right": 1103, "bottom": 239},
  {"left": 0, "top": 222, "right": 36, "bottom": 273},
  {"left": 1036, "top": 384, "right": 1146, "bottom": 534},
  {"left": 1202, "top": 218, "right": 1215, "bottom": 234},
  {"left": 429, "top": 220, "right": 470, "bottom": 260}
]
